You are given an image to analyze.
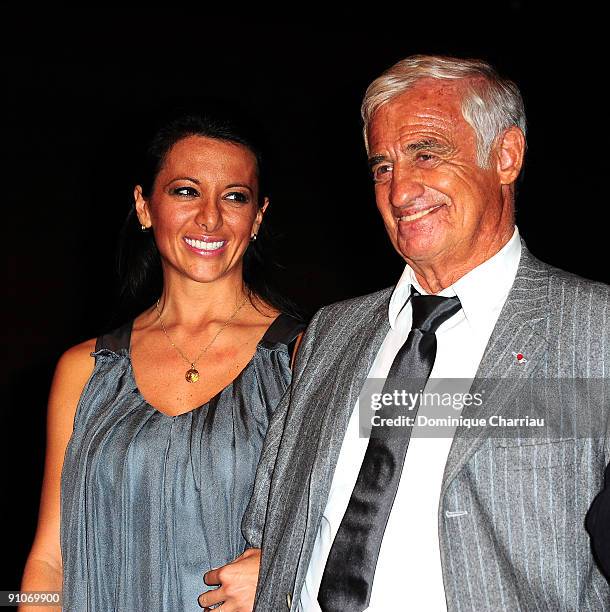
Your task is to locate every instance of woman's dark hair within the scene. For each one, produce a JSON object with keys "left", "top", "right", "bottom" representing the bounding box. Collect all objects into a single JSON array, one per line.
[{"left": 115, "top": 100, "right": 299, "bottom": 321}]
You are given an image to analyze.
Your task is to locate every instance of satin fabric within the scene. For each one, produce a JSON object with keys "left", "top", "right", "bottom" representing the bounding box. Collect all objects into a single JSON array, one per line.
[{"left": 60, "top": 316, "right": 299, "bottom": 611}]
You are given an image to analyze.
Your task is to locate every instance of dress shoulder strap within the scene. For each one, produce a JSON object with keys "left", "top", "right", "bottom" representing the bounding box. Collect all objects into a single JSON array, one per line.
[
  {"left": 94, "top": 319, "right": 134, "bottom": 353},
  {"left": 261, "top": 313, "right": 308, "bottom": 349}
]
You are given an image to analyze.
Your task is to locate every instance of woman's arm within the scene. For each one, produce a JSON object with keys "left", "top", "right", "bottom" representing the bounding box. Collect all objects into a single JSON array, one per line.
[{"left": 19, "top": 339, "right": 96, "bottom": 611}]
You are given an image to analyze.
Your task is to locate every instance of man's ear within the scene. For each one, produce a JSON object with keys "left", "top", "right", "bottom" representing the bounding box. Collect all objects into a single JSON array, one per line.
[
  {"left": 495, "top": 126, "right": 526, "bottom": 185},
  {"left": 134, "top": 185, "right": 152, "bottom": 228}
]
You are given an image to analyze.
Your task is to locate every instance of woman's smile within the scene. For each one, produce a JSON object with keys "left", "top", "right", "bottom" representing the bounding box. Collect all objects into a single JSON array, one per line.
[{"left": 183, "top": 235, "right": 228, "bottom": 255}]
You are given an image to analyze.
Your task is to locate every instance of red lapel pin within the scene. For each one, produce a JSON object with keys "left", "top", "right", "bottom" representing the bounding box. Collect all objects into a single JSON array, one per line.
[{"left": 512, "top": 351, "right": 528, "bottom": 364}]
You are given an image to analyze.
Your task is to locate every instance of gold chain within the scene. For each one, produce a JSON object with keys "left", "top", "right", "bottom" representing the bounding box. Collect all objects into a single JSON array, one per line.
[{"left": 154, "top": 295, "right": 249, "bottom": 383}]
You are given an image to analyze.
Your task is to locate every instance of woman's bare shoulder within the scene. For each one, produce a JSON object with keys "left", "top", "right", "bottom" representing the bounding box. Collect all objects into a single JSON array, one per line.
[
  {"left": 52, "top": 338, "right": 97, "bottom": 402},
  {"left": 57, "top": 337, "right": 97, "bottom": 370}
]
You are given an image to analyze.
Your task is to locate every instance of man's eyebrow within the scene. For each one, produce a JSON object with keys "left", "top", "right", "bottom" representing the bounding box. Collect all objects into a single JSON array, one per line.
[
  {"left": 368, "top": 140, "right": 454, "bottom": 169},
  {"left": 405, "top": 139, "right": 453, "bottom": 154},
  {"left": 368, "top": 154, "right": 388, "bottom": 169}
]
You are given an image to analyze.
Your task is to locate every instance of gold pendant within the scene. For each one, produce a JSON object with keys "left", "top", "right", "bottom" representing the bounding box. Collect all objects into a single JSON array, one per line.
[{"left": 185, "top": 366, "right": 200, "bottom": 383}]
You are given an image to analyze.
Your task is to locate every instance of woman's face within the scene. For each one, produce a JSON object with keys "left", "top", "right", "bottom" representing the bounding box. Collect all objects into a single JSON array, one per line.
[{"left": 135, "top": 135, "right": 267, "bottom": 286}]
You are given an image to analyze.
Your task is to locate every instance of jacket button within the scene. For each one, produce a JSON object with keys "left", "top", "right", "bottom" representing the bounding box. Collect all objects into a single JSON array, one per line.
[{"left": 286, "top": 592, "right": 292, "bottom": 609}]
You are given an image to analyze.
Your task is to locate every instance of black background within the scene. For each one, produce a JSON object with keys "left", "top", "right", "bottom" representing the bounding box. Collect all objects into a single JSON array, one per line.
[{"left": 2, "top": 12, "right": 609, "bottom": 590}]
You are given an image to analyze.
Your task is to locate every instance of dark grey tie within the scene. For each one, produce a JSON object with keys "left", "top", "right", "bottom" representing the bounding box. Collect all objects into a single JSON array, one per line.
[{"left": 317, "top": 288, "right": 461, "bottom": 612}]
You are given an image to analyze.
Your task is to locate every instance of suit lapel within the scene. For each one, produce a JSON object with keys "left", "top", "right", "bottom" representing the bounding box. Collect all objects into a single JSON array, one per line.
[
  {"left": 441, "top": 243, "right": 551, "bottom": 494},
  {"left": 308, "top": 297, "right": 391, "bottom": 492}
]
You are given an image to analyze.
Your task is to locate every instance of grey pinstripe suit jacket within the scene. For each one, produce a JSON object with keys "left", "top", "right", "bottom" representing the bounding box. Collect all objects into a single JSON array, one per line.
[{"left": 243, "top": 241, "right": 610, "bottom": 611}]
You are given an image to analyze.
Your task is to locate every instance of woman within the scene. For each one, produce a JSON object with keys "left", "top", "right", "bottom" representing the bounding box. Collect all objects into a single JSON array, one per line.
[{"left": 20, "top": 107, "right": 305, "bottom": 611}]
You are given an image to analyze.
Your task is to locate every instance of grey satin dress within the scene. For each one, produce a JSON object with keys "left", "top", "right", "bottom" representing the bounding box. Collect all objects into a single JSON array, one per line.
[{"left": 59, "top": 313, "right": 304, "bottom": 611}]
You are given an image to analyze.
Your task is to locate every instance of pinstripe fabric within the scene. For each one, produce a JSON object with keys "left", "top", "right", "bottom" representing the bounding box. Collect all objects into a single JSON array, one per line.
[{"left": 242, "top": 240, "right": 610, "bottom": 611}]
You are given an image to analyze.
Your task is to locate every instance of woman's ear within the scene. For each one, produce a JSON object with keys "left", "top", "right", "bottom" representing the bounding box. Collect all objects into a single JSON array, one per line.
[
  {"left": 134, "top": 185, "right": 152, "bottom": 228},
  {"left": 252, "top": 197, "right": 270, "bottom": 237}
]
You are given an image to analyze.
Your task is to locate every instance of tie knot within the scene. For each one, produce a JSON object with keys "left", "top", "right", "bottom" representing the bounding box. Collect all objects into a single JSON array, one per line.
[{"left": 410, "top": 288, "right": 461, "bottom": 333}]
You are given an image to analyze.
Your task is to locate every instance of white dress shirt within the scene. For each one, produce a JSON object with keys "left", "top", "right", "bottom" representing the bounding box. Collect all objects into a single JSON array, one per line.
[{"left": 298, "top": 227, "right": 522, "bottom": 611}]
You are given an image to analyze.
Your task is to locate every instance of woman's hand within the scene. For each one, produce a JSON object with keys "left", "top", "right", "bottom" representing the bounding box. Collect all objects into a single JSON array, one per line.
[{"left": 198, "top": 547, "right": 261, "bottom": 611}]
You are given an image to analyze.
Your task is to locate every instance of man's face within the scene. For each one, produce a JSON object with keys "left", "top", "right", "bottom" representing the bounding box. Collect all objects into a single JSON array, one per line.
[{"left": 367, "top": 79, "right": 512, "bottom": 274}]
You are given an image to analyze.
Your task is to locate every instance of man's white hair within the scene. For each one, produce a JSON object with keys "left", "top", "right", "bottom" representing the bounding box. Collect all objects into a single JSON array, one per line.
[{"left": 361, "top": 55, "right": 526, "bottom": 167}]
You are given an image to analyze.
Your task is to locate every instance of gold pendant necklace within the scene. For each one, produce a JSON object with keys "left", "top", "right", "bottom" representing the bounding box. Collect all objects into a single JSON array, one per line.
[
  {"left": 185, "top": 365, "right": 200, "bottom": 384},
  {"left": 155, "top": 295, "right": 249, "bottom": 383}
]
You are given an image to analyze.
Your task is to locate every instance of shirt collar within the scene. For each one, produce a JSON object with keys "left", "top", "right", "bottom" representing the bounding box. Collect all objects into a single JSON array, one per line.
[{"left": 388, "top": 226, "right": 522, "bottom": 333}]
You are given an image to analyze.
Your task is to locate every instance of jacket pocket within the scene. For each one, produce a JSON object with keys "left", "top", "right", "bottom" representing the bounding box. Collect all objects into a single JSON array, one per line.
[{"left": 491, "top": 438, "right": 580, "bottom": 470}]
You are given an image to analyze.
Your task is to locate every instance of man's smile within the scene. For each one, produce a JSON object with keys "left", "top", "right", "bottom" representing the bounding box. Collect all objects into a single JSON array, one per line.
[{"left": 397, "top": 203, "right": 446, "bottom": 222}]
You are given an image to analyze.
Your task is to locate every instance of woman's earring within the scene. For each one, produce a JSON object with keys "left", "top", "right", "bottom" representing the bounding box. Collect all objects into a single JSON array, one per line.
[
  {"left": 250, "top": 233, "right": 257, "bottom": 242},
  {"left": 141, "top": 224, "right": 149, "bottom": 232}
]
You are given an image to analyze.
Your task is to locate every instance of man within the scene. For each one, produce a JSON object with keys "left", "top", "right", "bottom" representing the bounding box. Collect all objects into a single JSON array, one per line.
[{"left": 199, "top": 55, "right": 610, "bottom": 611}]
